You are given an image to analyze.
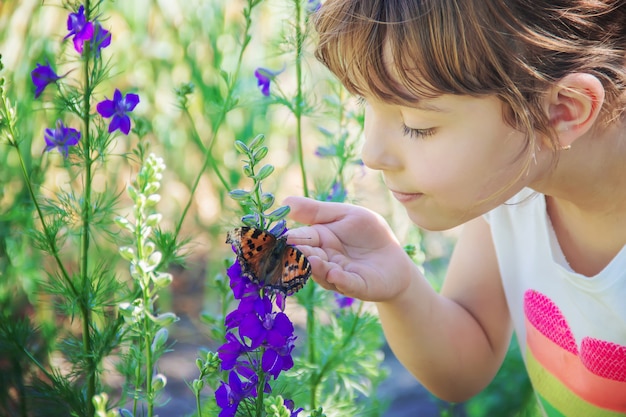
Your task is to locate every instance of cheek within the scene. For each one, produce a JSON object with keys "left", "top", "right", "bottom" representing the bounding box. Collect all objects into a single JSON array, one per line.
[{"left": 412, "top": 127, "right": 529, "bottom": 200}]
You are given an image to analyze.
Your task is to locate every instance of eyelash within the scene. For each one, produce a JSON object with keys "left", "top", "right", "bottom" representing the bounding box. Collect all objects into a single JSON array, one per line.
[
  {"left": 402, "top": 124, "right": 435, "bottom": 139},
  {"left": 356, "top": 96, "right": 435, "bottom": 139}
]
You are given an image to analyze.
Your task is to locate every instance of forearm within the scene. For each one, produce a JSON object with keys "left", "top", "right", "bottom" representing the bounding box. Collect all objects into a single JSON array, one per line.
[{"left": 376, "top": 267, "right": 506, "bottom": 402}]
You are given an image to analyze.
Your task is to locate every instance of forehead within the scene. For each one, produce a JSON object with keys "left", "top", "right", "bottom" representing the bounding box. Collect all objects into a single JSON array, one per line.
[{"left": 353, "top": 40, "right": 445, "bottom": 109}]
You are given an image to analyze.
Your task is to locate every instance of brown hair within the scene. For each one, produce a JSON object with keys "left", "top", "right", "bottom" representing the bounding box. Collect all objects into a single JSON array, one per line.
[{"left": 313, "top": 0, "right": 626, "bottom": 158}]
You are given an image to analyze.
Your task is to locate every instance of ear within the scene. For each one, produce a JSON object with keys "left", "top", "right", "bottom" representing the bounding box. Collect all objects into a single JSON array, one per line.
[{"left": 545, "top": 73, "right": 605, "bottom": 149}]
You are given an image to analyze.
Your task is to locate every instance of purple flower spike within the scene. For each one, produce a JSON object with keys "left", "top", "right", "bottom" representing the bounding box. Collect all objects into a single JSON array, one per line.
[
  {"left": 65, "top": 5, "right": 94, "bottom": 54},
  {"left": 31, "top": 62, "right": 64, "bottom": 99},
  {"left": 254, "top": 67, "right": 284, "bottom": 97},
  {"left": 44, "top": 120, "right": 81, "bottom": 158},
  {"left": 91, "top": 23, "right": 111, "bottom": 58},
  {"left": 96, "top": 89, "right": 140, "bottom": 135}
]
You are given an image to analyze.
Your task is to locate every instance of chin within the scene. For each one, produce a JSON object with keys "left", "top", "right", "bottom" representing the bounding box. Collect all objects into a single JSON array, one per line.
[{"left": 406, "top": 210, "right": 469, "bottom": 232}]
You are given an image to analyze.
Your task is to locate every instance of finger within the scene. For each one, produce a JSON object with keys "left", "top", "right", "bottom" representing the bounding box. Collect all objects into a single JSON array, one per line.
[
  {"left": 308, "top": 256, "right": 341, "bottom": 291},
  {"left": 283, "top": 196, "right": 350, "bottom": 225},
  {"left": 285, "top": 226, "right": 321, "bottom": 247},
  {"left": 310, "top": 256, "right": 366, "bottom": 298}
]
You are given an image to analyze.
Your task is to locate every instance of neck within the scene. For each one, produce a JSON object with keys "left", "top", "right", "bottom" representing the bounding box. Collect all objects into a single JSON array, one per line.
[
  {"left": 529, "top": 117, "right": 626, "bottom": 276},
  {"left": 531, "top": 117, "right": 626, "bottom": 216}
]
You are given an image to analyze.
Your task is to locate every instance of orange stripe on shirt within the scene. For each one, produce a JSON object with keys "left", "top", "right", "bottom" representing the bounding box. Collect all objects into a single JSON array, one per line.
[
  {"left": 526, "top": 349, "right": 626, "bottom": 417},
  {"left": 525, "top": 317, "right": 626, "bottom": 412}
]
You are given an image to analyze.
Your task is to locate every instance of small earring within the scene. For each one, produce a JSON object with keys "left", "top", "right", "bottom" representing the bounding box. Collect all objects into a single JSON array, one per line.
[{"left": 560, "top": 145, "right": 572, "bottom": 151}]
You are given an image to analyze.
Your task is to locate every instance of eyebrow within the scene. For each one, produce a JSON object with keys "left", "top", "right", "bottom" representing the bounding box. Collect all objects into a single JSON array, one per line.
[
  {"left": 412, "top": 100, "right": 449, "bottom": 113},
  {"left": 357, "top": 92, "right": 450, "bottom": 113}
]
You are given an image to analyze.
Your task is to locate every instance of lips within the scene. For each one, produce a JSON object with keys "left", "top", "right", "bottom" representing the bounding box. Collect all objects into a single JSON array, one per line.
[{"left": 390, "top": 190, "right": 423, "bottom": 203}]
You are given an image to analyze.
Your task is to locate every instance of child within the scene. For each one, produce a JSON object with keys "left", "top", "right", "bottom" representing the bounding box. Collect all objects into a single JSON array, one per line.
[{"left": 284, "top": 1, "right": 626, "bottom": 416}]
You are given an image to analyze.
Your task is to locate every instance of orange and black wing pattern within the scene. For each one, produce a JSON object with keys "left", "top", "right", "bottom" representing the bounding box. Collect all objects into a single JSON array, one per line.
[{"left": 226, "top": 227, "right": 311, "bottom": 295}]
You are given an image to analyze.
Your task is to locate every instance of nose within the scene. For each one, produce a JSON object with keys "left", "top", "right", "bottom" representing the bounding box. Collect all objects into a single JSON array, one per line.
[{"left": 361, "top": 109, "right": 401, "bottom": 172}]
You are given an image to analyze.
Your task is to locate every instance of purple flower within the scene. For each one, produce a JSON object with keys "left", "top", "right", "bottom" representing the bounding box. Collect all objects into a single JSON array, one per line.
[
  {"left": 307, "top": 0, "right": 321, "bottom": 13},
  {"left": 326, "top": 181, "right": 347, "bottom": 202},
  {"left": 215, "top": 370, "right": 256, "bottom": 417},
  {"left": 91, "top": 23, "right": 111, "bottom": 58},
  {"left": 334, "top": 292, "right": 355, "bottom": 309},
  {"left": 227, "top": 261, "right": 260, "bottom": 300},
  {"left": 238, "top": 297, "right": 294, "bottom": 350},
  {"left": 96, "top": 89, "right": 140, "bottom": 135},
  {"left": 65, "top": 5, "right": 94, "bottom": 54},
  {"left": 314, "top": 144, "right": 337, "bottom": 158},
  {"left": 254, "top": 67, "right": 284, "bottom": 97},
  {"left": 262, "top": 335, "right": 296, "bottom": 379},
  {"left": 284, "top": 399, "right": 304, "bottom": 417},
  {"left": 44, "top": 120, "right": 81, "bottom": 158},
  {"left": 31, "top": 62, "right": 65, "bottom": 99},
  {"left": 217, "top": 333, "right": 248, "bottom": 371}
]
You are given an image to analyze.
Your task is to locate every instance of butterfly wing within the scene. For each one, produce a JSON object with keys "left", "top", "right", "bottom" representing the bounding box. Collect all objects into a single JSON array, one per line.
[
  {"left": 268, "top": 245, "right": 311, "bottom": 295},
  {"left": 226, "top": 227, "right": 279, "bottom": 282},
  {"left": 226, "top": 226, "right": 311, "bottom": 295}
]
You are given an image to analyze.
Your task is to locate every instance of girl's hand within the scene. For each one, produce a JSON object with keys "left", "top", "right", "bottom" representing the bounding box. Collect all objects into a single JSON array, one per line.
[{"left": 284, "top": 196, "right": 416, "bottom": 301}]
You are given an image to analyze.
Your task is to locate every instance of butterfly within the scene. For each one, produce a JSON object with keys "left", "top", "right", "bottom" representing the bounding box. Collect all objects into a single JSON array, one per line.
[{"left": 226, "top": 226, "right": 312, "bottom": 295}]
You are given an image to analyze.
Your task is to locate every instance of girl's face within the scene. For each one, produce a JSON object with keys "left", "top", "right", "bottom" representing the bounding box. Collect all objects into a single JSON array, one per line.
[{"left": 361, "top": 94, "right": 549, "bottom": 230}]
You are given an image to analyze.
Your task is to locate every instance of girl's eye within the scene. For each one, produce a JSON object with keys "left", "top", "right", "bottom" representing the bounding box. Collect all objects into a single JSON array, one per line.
[
  {"left": 356, "top": 96, "right": 367, "bottom": 107},
  {"left": 402, "top": 124, "right": 435, "bottom": 139}
]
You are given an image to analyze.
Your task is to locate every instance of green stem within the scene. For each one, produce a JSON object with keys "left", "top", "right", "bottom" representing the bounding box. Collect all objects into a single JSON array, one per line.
[
  {"left": 79, "top": 2, "right": 96, "bottom": 415},
  {"left": 196, "top": 389, "right": 203, "bottom": 417},
  {"left": 133, "top": 356, "right": 141, "bottom": 417},
  {"left": 294, "top": 0, "right": 309, "bottom": 197},
  {"left": 144, "top": 311, "right": 154, "bottom": 417},
  {"left": 134, "top": 198, "right": 156, "bottom": 416},
  {"left": 255, "top": 358, "right": 267, "bottom": 417},
  {"left": 304, "top": 282, "right": 317, "bottom": 408}
]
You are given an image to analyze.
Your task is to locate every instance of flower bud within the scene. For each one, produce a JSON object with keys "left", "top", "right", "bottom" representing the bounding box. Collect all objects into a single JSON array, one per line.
[
  {"left": 254, "top": 164, "right": 274, "bottom": 181},
  {"left": 144, "top": 181, "right": 160, "bottom": 195},
  {"left": 146, "top": 194, "right": 161, "bottom": 206},
  {"left": 267, "top": 205, "right": 290, "bottom": 222},
  {"left": 234, "top": 140, "right": 249, "bottom": 154},
  {"left": 252, "top": 145, "right": 269, "bottom": 162},
  {"left": 127, "top": 184, "right": 138, "bottom": 200},
  {"left": 192, "top": 379, "right": 204, "bottom": 393},
  {"left": 92, "top": 393, "right": 108, "bottom": 409},
  {"left": 151, "top": 328, "right": 169, "bottom": 353},
  {"left": 143, "top": 241, "right": 156, "bottom": 256},
  {"left": 152, "top": 312, "right": 178, "bottom": 326},
  {"left": 146, "top": 213, "right": 162, "bottom": 227},
  {"left": 153, "top": 272, "right": 173, "bottom": 289},
  {"left": 248, "top": 133, "right": 265, "bottom": 150},
  {"left": 151, "top": 373, "right": 167, "bottom": 391},
  {"left": 229, "top": 189, "right": 251, "bottom": 201},
  {"left": 147, "top": 251, "right": 162, "bottom": 269},
  {"left": 119, "top": 246, "right": 135, "bottom": 262},
  {"left": 115, "top": 216, "right": 135, "bottom": 233}
]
